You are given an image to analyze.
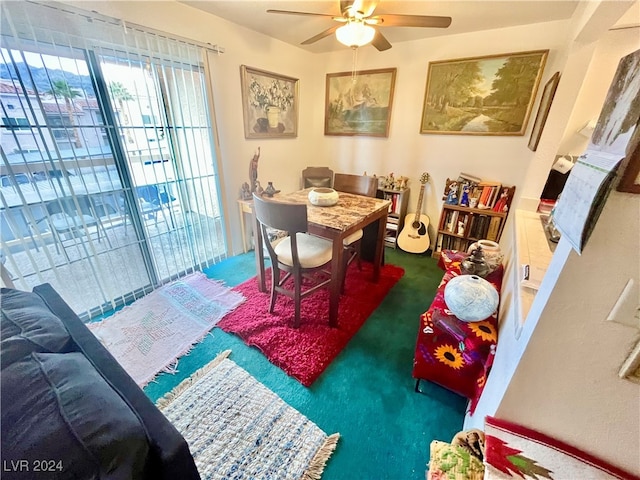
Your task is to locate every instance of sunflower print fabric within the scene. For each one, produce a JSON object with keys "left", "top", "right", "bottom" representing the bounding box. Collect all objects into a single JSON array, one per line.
[{"left": 413, "top": 250, "right": 503, "bottom": 414}]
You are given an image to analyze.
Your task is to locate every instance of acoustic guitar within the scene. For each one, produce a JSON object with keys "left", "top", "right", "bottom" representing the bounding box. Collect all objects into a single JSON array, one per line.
[{"left": 397, "top": 172, "right": 431, "bottom": 254}]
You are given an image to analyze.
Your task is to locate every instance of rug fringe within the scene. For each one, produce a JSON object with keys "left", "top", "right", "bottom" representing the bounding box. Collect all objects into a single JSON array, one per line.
[
  {"left": 303, "top": 432, "right": 340, "bottom": 480},
  {"left": 156, "top": 349, "right": 232, "bottom": 410}
]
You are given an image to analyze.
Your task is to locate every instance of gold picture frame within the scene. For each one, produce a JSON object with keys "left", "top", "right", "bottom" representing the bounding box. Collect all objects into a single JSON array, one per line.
[
  {"left": 325, "top": 68, "right": 397, "bottom": 137},
  {"left": 240, "top": 65, "right": 299, "bottom": 139},
  {"left": 420, "top": 50, "right": 548, "bottom": 136},
  {"left": 528, "top": 71, "right": 561, "bottom": 151}
]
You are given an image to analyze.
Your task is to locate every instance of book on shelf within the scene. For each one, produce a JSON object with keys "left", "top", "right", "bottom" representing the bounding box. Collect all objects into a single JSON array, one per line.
[
  {"left": 446, "top": 210, "right": 459, "bottom": 232},
  {"left": 486, "top": 216, "right": 502, "bottom": 241},
  {"left": 386, "top": 222, "right": 398, "bottom": 231},
  {"left": 459, "top": 213, "right": 470, "bottom": 236},
  {"left": 477, "top": 181, "right": 502, "bottom": 209},
  {"left": 457, "top": 172, "right": 482, "bottom": 184}
]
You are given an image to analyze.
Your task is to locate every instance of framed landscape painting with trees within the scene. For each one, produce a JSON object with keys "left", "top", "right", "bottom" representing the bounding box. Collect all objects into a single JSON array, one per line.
[{"left": 420, "top": 50, "right": 548, "bottom": 136}]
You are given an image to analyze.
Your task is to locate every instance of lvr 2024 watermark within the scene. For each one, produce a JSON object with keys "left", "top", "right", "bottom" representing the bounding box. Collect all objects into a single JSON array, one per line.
[{"left": 3, "top": 460, "right": 63, "bottom": 473}]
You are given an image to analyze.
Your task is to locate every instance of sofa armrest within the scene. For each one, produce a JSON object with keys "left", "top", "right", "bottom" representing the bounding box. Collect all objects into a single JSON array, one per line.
[{"left": 33, "top": 283, "right": 200, "bottom": 480}]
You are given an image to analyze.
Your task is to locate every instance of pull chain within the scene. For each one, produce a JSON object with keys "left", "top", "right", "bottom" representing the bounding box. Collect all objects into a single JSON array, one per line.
[{"left": 351, "top": 46, "right": 358, "bottom": 84}]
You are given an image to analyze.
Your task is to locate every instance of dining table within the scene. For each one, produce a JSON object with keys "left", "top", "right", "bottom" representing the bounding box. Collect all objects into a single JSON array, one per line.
[{"left": 252, "top": 188, "right": 391, "bottom": 327}]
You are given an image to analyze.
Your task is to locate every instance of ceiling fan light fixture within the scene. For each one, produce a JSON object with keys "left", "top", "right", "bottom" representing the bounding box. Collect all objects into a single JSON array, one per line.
[{"left": 336, "top": 20, "right": 375, "bottom": 48}]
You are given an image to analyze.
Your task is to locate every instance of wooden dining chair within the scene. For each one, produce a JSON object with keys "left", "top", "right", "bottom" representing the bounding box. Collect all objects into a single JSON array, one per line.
[
  {"left": 333, "top": 173, "right": 379, "bottom": 291},
  {"left": 302, "top": 166, "right": 334, "bottom": 188},
  {"left": 253, "top": 193, "right": 334, "bottom": 328}
]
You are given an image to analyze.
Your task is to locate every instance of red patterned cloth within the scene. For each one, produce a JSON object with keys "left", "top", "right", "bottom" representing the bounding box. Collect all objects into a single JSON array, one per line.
[{"left": 413, "top": 250, "right": 503, "bottom": 413}]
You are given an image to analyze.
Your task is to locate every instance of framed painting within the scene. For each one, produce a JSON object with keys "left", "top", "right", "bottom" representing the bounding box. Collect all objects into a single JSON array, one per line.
[
  {"left": 528, "top": 71, "right": 561, "bottom": 151},
  {"left": 587, "top": 49, "right": 640, "bottom": 194},
  {"left": 240, "top": 65, "right": 299, "bottom": 139},
  {"left": 325, "top": 67, "right": 397, "bottom": 137},
  {"left": 420, "top": 50, "right": 548, "bottom": 136}
]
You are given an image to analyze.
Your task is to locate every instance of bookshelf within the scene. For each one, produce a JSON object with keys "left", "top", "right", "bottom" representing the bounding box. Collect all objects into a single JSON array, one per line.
[
  {"left": 433, "top": 182, "right": 515, "bottom": 258},
  {"left": 377, "top": 187, "right": 409, "bottom": 248}
]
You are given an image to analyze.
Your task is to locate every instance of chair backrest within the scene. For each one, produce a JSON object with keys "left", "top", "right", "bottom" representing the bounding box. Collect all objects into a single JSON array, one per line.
[
  {"left": 252, "top": 193, "right": 307, "bottom": 235},
  {"left": 333, "top": 173, "right": 378, "bottom": 197},
  {"left": 45, "top": 197, "right": 77, "bottom": 216},
  {"left": 253, "top": 193, "right": 308, "bottom": 267},
  {"left": 302, "top": 166, "right": 334, "bottom": 188}
]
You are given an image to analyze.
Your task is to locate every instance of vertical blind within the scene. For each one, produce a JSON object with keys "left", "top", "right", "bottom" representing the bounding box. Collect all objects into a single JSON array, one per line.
[{"left": 0, "top": 1, "right": 227, "bottom": 319}]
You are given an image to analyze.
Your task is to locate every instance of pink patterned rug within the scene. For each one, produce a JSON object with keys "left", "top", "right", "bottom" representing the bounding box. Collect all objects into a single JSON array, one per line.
[
  {"left": 217, "top": 262, "right": 404, "bottom": 386},
  {"left": 89, "top": 272, "right": 245, "bottom": 387}
]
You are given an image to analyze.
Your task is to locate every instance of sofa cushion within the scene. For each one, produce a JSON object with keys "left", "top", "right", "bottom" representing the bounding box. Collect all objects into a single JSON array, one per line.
[
  {"left": 1, "top": 288, "right": 73, "bottom": 367},
  {"left": 1, "top": 352, "right": 149, "bottom": 479}
]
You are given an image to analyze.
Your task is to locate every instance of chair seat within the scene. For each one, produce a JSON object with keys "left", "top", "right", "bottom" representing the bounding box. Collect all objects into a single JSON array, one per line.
[
  {"left": 275, "top": 233, "right": 332, "bottom": 269},
  {"left": 343, "top": 229, "right": 363, "bottom": 246},
  {"left": 49, "top": 212, "right": 96, "bottom": 231}
]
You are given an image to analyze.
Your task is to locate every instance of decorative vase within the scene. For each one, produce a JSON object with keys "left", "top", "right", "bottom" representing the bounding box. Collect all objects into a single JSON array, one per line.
[
  {"left": 461, "top": 246, "right": 491, "bottom": 278},
  {"left": 308, "top": 187, "right": 339, "bottom": 206},
  {"left": 467, "top": 239, "right": 503, "bottom": 272},
  {"left": 266, "top": 106, "right": 280, "bottom": 128},
  {"left": 444, "top": 274, "right": 499, "bottom": 322},
  {"left": 263, "top": 182, "right": 277, "bottom": 197}
]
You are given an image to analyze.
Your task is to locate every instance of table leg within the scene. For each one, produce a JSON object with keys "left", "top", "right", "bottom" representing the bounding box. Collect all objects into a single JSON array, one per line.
[
  {"left": 238, "top": 203, "right": 248, "bottom": 254},
  {"left": 372, "top": 212, "right": 387, "bottom": 281},
  {"left": 253, "top": 210, "right": 266, "bottom": 292},
  {"left": 329, "top": 237, "right": 344, "bottom": 328}
]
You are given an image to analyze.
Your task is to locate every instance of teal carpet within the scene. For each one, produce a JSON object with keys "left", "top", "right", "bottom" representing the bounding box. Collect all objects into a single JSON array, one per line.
[{"left": 144, "top": 248, "right": 467, "bottom": 480}]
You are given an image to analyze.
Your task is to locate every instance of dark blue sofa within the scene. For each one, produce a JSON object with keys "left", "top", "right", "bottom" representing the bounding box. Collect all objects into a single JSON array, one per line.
[{"left": 0, "top": 284, "right": 200, "bottom": 480}]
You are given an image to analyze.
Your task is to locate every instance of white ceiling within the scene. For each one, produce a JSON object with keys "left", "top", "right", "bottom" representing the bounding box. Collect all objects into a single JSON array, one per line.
[{"left": 179, "top": 1, "right": 585, "bottom": 53}]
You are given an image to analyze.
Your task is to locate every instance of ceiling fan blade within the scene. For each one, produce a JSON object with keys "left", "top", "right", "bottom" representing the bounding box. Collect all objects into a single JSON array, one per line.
[
  {"left": 376, "top": 14, "right": 452, "bottom": 28},
  {"left": 266, "top": 9, "right": 336, "bottom": 19},
  {"left": 371, "top": 30, "right": 392, "bottom": 51},
  {"left": 301, "top": 25, "right": 341, "bottom": 45}
]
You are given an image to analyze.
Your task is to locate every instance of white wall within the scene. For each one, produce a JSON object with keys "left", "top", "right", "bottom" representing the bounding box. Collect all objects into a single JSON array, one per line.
[{"left": 501, "top": 192, "right": 639, "bottom": 474}]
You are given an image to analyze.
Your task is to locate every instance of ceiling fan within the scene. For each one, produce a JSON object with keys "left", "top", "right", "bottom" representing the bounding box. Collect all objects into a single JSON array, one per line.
[{"left": 266, "top": 0, "right": 451, "bottom": 51}]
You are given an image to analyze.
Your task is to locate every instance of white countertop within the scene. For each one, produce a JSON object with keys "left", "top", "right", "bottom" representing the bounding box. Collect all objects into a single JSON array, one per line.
[{"left": 516, "top": 209, "right": 554, "bottom": 320}]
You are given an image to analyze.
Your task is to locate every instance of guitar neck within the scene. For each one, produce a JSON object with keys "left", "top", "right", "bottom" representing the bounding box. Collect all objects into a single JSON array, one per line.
[{"left": 414, "top": 185, "right": 425, "bottom": 222}]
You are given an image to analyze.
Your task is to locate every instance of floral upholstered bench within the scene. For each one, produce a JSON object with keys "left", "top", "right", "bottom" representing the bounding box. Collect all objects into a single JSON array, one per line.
[{"left": 413, "top": 249, "right": 503, "bottom": 415}]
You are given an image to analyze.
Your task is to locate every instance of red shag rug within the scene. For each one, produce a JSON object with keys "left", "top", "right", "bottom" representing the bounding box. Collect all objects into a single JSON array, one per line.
[{"left": 217, "top": 262, "right": 404, "bottom": 386}]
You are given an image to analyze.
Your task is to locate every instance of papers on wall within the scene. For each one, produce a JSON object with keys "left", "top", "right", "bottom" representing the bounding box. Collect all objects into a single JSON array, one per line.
[{"left": 552, "top": 150, "right": 623, "bottom": 254}]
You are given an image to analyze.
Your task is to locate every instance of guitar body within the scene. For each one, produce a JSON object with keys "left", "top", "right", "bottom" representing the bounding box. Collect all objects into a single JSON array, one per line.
[
  {"left": 397, "top": 213, "right": 431, "bottom": 253},
  {"left": 397, "top": 172, "right": 432, "bottom": 254}
]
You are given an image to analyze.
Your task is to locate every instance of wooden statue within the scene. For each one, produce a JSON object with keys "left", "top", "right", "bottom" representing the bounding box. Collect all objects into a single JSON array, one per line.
[{"left": 249, "top": 147, "right": 260, "bottom": 193}]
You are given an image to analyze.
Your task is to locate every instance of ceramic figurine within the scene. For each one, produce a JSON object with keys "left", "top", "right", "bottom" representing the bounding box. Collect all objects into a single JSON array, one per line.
[
  {"left": 460, "top": 183, "right": 470, "bottom": 207},
  {"left": 240, "top": 182, "right": 252, "bottom": 200},
  {"left": 493, "top": 187, "right": 509, "bottom": 212},
  {"left": 461, "top": 246, "right": 491, "bottom": 278},
  {"left": 263, "top": 181, "right": 280, "bottom": 197},
  {"left": 445, "top": 181, "right": 459, "bottom": 205}
]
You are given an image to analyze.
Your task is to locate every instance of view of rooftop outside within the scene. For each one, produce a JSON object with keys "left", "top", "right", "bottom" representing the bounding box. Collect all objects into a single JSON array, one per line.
[{"left": 1, "top": 26, "right": 226, "bottom": 318}]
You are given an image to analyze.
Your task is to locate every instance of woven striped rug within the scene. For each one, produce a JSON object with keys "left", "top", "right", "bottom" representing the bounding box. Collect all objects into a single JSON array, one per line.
[{"left": 157, "top": 351, "right": 340, "bottom": 480}]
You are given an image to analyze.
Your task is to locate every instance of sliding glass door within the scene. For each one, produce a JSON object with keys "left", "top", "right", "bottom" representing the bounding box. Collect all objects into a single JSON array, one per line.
[{"left": 0, "top": 2, "right": 226, "bottom": 318}]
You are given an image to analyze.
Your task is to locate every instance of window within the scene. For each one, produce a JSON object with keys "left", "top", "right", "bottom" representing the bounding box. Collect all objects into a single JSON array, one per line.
[
  {"left": 1, "top": 1, "right": 226, "bottom": 319},
  {"left": 2, "top": 117, "right": 29, "bottom": 129}
]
